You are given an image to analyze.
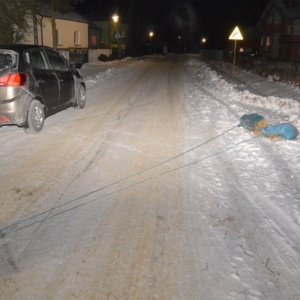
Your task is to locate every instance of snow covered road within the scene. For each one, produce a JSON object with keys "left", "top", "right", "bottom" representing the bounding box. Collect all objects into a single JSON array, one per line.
[{"left": 0, "top": 55, "right": 299, "bottom": 299}]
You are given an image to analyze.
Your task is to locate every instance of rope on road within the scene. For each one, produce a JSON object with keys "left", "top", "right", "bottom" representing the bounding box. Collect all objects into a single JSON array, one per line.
[
  {"left": 1, "top": 124, "right": 248, "bottom": 237},
  {"left": 57, "top": 124, "right": 241, "bottom": 202}
]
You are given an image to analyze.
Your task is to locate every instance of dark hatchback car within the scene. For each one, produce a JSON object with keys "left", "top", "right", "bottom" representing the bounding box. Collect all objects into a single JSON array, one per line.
[{"left": 0, "top": 44, "right": 86, "bottom": 133}]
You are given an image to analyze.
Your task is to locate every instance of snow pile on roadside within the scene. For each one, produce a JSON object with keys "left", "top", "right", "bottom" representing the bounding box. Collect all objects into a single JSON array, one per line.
[
  {"left": 207, "top": 67, "right": 300, "bottom": 117},
  {"left": 81, "top": 57, "right": 144, "bottom": 90},
  {"left": 84, "top": 68, "right": 117, "bottom": 88},
  {"left": 187, "top": 58, "right": 300, "bottom": 128}
]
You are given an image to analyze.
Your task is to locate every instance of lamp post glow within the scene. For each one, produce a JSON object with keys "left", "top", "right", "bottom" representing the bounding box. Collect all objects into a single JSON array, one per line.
[
  {"left": 112, "top": 14, "right": 119, "bottom": 23},
  {"left": 200, "top": 37, "right": 207, "bottom": 57},
  {"left": 149, "top": 31, "right": 154, "bottom": 54},
  {"left": 112, "top": 13, "right": 120, "bottom": 59}
]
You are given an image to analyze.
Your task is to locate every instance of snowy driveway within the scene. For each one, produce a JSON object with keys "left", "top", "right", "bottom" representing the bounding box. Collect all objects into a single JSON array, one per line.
[{"left": 0, "top": 55, "right": 299, "bottom": 299}]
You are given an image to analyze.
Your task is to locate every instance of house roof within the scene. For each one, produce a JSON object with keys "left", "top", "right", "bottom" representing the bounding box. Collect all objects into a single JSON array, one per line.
[
  {"left": 277, "top": 0, "right": 300, "bottom": 18},
  {"left": 257, "top": 0, "right": 300, "bottom": 25},
  {"left": 38, "top": 6, "right": 89, "bottom": 24},
  {"left": 89, "top": 21, "right": 101, "bottom": 30}
]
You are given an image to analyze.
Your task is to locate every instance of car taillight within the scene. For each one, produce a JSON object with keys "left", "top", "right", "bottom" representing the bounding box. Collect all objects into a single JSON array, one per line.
[
  {"left": 0, "top": 73, "right": 27, "bottom": 86},
  {"left": 0, "top": 116, "right": 10, "bottom": 123}
]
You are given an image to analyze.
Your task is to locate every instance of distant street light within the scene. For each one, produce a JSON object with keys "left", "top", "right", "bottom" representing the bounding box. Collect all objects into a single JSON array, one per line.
[
  {"left": 112, "top": 13, "right": 120, "bottom": 59},
  {"left": 200, "top": 37, "right": 207, "bottom": 56},
  {"left": 149, "top": 31, "right": 154, "bottom": 54},
  {"left": 177, "top": 36, "right": 183, "bottom": 53},
  {"left": 112, "top": 14, "right": 119, "bottom": 23}
]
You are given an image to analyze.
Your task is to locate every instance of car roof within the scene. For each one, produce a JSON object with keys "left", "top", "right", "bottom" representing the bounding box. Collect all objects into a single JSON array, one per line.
[{"left": 0, "top": 44, "right": 53, "bottom": 53}]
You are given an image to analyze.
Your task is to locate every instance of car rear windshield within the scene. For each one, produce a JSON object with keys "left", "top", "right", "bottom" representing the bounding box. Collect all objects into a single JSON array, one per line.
[{"left": 0, "top": 50, "right": 18, "bottom": 76}]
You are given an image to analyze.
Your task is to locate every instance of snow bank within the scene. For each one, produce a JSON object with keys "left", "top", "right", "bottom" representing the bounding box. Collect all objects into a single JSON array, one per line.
[{"left": 187, "top": 58, "right": 300, "bottom": 128}]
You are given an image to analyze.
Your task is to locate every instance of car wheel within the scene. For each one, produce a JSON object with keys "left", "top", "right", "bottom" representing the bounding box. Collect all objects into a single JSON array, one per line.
[
  {"left": 75, "top": 84, "right": 86, "bottom": 109},
  {"left": 24, "top": 100, "right": 45, "bottom": 134}
]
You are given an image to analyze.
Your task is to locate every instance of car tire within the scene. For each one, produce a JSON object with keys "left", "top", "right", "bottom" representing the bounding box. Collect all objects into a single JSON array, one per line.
[
  {"left": 75, "top": 84, "right": 86, "bottom": 109},
  {"left": 24, "top": 100, "right": 45, "bottom": 134}
]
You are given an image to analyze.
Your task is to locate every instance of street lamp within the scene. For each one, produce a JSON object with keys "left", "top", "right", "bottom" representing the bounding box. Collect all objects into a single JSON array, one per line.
[
  {"left": 200, "top": 37, "right": 207, "bottom": 57},
  {"left": 112, "top": 14, "right": 119, "bottom": 23},
  {"left": 177, "top": 36, "right": 182, "bottom": 53},
  {"left": 149, "top": 31, "right": 154, "bottom": 54},
  {"left": 112, "top": 13, "right": 120, "bottom": 59}
]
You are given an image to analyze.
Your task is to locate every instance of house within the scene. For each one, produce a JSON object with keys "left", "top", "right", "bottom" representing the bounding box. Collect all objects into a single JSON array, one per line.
[
  {"left": 21, "top": 6, "right": 129, "bottom": 62},
  {"left": 90, "top": 17, "right": 129, "bottom": 58},
  {"left": 238, "top": 27, "right": 261, "bottom": 55},
  {"left": 257, "top": 0, "right": 300, "bottom": 61},
  {"left": 22, "top": 6, "right": 90, "bottom": 62},
  {"left": 89, "top": 21, "right": 102, "bottom": 49}
]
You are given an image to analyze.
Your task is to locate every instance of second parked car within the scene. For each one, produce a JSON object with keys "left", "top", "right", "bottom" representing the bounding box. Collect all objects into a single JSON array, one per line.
[{"left": 0, "top": 44, "right": 86, "bottom": 133}]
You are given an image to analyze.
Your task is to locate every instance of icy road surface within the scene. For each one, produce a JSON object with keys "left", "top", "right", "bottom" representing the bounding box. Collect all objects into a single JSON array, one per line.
[{"left": 0, "top": 55, "right": 299, "bottom": 299}]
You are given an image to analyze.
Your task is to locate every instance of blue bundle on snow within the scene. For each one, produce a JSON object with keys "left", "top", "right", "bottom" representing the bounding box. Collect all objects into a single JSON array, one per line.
[
  {"left": 239, "top": 114, "right": 267, "bottom": 131},
  {"left": 239, "top": 113, "right": 299, "bottom": 140},
  {"left": 260, "top": 123, "right": 299, "bottom": 140}
]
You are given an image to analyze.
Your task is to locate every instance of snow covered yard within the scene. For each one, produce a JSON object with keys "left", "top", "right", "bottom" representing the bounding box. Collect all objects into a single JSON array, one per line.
[{"left": 0, "top": 55, "right": 299, "bottom": 299}]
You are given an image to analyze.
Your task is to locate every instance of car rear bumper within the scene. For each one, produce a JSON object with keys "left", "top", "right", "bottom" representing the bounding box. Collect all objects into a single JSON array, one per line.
[{"left": 0, "top": 93, "right": 31, "bottom": 126}]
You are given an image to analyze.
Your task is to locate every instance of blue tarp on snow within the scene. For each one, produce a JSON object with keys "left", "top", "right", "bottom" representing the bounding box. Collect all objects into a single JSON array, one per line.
[
  {"left": 239, "top": 113, "right": 266, "bottom": 131},
  {"left": 239, "top": 114, "right": 299, "bottom": 140},
  {"left": 260, "top": 123, "right": 299, "bottom": 140}
]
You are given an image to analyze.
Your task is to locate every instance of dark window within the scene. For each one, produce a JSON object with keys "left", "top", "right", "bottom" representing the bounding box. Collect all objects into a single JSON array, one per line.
[
  {"left": 45, "top": 49, "right": 68, "bottom": 71},
  {"left": 0, "top": 54, "right": 9, "bottom": 69},
  {"left": 30, "top": 50, "right": 48, "bottom": 70}
]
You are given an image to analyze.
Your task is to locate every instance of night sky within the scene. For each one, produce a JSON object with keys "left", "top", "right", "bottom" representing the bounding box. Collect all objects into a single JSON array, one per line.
[{"left": 75, "top": 0, "right": 269, "bottom": 51}]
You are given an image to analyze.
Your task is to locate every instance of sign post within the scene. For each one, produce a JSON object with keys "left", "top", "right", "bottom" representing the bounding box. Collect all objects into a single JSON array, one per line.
[{"left": 229, "top": 26, "right": 243, "bottom": 77}]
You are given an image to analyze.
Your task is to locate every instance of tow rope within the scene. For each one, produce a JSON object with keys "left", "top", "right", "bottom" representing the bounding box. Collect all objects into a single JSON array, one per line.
[{"left": 1, "top": 123, "right": 257, "bottom": 237}]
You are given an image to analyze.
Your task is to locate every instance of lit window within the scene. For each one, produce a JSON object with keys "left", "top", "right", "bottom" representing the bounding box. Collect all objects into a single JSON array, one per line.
[
  {"left": 74, "top": 31, "right": 81, "bottom": 46},
  {"left": 266, "top": 36, "right": 271, "bottom": 49},
  {"left": 91, "top": 35, "right": 96, "bottom": 46}
]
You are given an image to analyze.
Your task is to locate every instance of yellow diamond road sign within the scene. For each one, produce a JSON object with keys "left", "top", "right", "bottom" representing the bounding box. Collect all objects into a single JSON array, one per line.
[{"left": 229, "top": 26, "right": 243, "bottom": 40}]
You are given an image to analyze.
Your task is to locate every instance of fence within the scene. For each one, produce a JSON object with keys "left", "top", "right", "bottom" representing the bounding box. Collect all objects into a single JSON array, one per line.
[
  {"left": 88, "top": 49, "right": 112, "bottom": 63},
  {"left": 59, "top": 48, "right": 115, "bottom": 64},
  {"left": 58, "top": 48, "right": 88, "bottom": 64},
  {"left": 69, "top": 48, "right": 88, "bottom": 64}
]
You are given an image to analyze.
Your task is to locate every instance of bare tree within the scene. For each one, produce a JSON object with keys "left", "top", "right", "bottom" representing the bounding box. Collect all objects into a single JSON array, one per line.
[
  {"left": 0, "top": 0, "right": 84, "bottom": 46},
  {"left": 0, "top": 0, "right": 34, "bottom": 44}
]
